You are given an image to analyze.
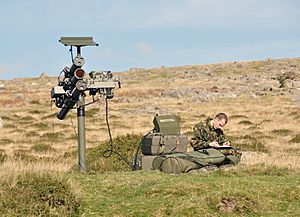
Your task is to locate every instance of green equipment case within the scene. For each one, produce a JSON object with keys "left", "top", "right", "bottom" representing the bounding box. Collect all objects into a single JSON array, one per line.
[
  {"left": 153, "top": 115, "right": 180, "bottom": 135},
  {"left": 141, "top": 114, "right": 188, "bottom": 155},
  {"left": 141, "top": 133, "right": 188, "bottom": 155}
]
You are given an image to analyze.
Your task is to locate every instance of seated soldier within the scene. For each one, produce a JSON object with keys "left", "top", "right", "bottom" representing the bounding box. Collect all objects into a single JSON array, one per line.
[
  {"left": 190, "top": 113, "right": 230, "bottom": 150},
  {"left": 153, "top": 113, "right": 241, "bottom": 174}
]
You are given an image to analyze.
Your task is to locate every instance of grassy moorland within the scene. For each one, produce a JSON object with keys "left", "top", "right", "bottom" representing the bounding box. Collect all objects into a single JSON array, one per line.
[{"left": 0, "top": 57, "right": 299, "bottom": 216}]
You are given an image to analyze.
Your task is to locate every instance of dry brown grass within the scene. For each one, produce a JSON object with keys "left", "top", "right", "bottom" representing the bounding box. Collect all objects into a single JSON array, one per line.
[{"left": 0, "top": 58, "right": 300, "bottom": 173}]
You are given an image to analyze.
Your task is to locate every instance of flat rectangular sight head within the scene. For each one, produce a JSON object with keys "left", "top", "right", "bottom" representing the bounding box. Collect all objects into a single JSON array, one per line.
[{"left": 59, "top": 37, "right": 98, "bottom": 47}]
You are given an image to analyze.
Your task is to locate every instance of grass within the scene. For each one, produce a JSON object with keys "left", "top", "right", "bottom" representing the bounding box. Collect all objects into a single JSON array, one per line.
[
  {"left": 30, "top": 122, "right": 49, "bottom": 130},
  {"left": 13, "top": 150, "right": 38, "bottom": 162},
  {"left": 40, "top": 132, "right": 65, "bottom": 142},
  {"left": 86, "top": 133, "right": 142, "bottom": 173},
  {"left": 32, "top": 143, "right": 55, "bottom": 153},
  {"left": 85, "top": 108, "right": 99, "bottom": 118},
  {"left": 238, "top": 120, "right": 253, "bottom": 126},
  {"left": 289, "top": 134, "right": 300, "bottom": 143},
  {"left": 271, "top": 129, "right": 293, "bottom": 136},
  {"left": 0, "top": 58, "right": 300, "bottom": 216},
  {"left": 71, "top": 165, "right": 300, "bottom": 216},
  {"left": 0, "top": 172, "right": 80, "bottom": 216},
  {"left": 0, "top": 152, "right": 7, "bottom": 164},
  {"left": 230, "top": 114, "right": 249, "bottom": 119},
  {"left": 0, "top": 138, "right": 13, "bottom": 146}
]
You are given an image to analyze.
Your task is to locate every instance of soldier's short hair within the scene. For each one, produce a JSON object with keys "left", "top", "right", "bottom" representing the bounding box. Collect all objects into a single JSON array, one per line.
[{"left": 215, "top": 113, "right": 228, "bottom": 124}]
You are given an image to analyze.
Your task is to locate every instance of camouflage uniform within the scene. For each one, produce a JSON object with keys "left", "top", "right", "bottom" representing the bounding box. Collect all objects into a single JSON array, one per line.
[{"left": 190, "top": 117, "right": 228, "bottom": 150}]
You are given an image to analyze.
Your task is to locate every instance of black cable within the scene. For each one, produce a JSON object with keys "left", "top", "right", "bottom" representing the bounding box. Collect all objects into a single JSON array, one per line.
[
  {"left": 102, "top": 96, "right": 134, "bottom": 170},
  {"left": 81, "top": 98, "right": 100, "bottom": 107},
  {"left": 132, "top": 131, "right": 152, "bottom": 171}
]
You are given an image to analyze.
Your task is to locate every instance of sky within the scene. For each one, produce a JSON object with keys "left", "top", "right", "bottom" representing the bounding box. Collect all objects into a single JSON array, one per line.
[{"left": 1, "top": 0, "right": 300, "bottom": 80}]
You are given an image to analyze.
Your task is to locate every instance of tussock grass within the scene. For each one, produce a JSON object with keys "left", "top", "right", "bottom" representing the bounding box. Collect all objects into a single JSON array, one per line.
[
  {"left": 229, "top": 135, "right": 269, "bottom": 153},
  {"left": 29, "top": 99, "right": 41, "bottom": 104},
  {"left": 238, "top": 120, "right": 253, "bottom": 125},
  {"left": 230, "top": 114, "right": 249, "bottom": 119},
  {"left": 86, "top": 134, "right": 142, "bottom": 173},
  {"left": 25, "top": 131, "right": 39, "bottom": 137},
  {"left": 30, "top": 122, "right": 49, "bottom": 130},
  {"left": 0, "top": 172, "right": 80, "bottom": 216},
  {"left": 40, "top": 132, "right": 65, "bottom": 142},
  {"left": 271, "top": 129, "right": 293, "bottom": 136},
  {"left": 289, "top": 134, "right": 300, "bottom": 143},
  {"left": 13, "top": 150, "right": 37, "bottom": 162},
  {"left": 28, "top": 109, "right": 44, "bottom": 114},
  {"left": 0, "top": 152, "right": 7, "bottom": 164},
  {"left": 3, "top": 123, "right": 17, "bottom": 129},
  {"left": 73, "top": 165, "right": 300, "bottom": 216},
  {"left": 85, "top": 108, "right": 99, "bottom": 118},
  {"left": 32, "top": 144, "right": 55, "bottom": 153},
  {"left": 20, "top": 115, "right": 35, "bottom": 121},
  {"left": 0, "top": 138, "right": 13, "bottom": 146}
]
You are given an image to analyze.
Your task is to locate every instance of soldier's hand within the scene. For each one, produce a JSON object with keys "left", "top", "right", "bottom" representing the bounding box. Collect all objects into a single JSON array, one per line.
[
  {"left": 209, "top": 141, "right": 220, "bottom": 147},
  {"left": 223, "top": 141, "right": 231, "bottom": 146}
]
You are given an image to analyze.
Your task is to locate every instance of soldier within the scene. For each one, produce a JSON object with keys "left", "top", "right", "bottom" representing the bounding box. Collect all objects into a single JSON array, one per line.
[
  {"left": 190, "top": 113, "right": 230, "bottom": 150},
  {"left": 152, "top": 113, "right": 242, "bottom": 174}
]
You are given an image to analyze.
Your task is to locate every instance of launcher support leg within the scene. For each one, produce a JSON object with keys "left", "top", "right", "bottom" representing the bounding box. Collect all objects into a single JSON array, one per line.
[{"left": 77, "top": 96, "right": 86, "bottom": 172}]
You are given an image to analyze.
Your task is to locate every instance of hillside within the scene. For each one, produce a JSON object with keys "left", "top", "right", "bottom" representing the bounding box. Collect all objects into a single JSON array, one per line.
[{"left": 0, "top": 57, "right": 300, "bottom": 216}]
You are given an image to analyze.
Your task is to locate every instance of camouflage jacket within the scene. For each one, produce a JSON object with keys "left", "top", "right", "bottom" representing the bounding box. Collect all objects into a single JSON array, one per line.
[{"left": 190, "top": 118, "right": 227, "bottom": 150}]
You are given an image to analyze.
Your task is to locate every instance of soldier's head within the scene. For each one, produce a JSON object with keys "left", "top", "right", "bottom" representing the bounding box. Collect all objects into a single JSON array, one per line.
[{"left": 213, "top": 113, "right": 228, "bottom": 129}]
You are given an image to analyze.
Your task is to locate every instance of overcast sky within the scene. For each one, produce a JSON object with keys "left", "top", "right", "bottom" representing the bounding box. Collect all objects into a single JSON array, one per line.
[{"left": 1, "top": 0, "right": 300, "bottom": 79}]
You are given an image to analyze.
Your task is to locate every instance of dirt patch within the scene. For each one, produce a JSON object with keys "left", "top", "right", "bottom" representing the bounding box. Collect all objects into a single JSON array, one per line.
[{"left": 216, "top": 196, "right": 257, "bottom": 214}]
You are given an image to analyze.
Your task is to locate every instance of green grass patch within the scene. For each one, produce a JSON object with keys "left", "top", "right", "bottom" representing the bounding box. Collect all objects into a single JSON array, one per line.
[
  {"left": 238, "top": 120, "right": 253, "bottom": 125},
  {"left": 86, "top": 133, "right": 142, "bottom": 173},
  {"left": 230, "top": 114, "right": 249, "bottom": 119},
  {"left": 289, "top": 134, "right": 300, "bottom": 143},
  {"left": 85, "top": 108, "right": 99, "bottom": 118},
  {"left": 32, "top": 144, "right": 55, "bottom": 153},
  {"left": 29, "top": 99, "right": 41, "bottom": 104},
  {"left": 20, "top": 116, "right": 35, "bottom": 121},
  {"left": 13, "top": 150, "right": 37, "bottom": 162},
  {"left": 271, "top": 129, "right": 293, "bottom": 136},
  {"left": 0, "top": 172, "right": 80, "bottom": 216},
  {"left": 28, "top": 109, "right": 44, "bottom": 114},
  {"left": 71, "top": 165, "right": 300, "bottom": 216},
  {"left": 40, "top": 132, "right": 65, "bottom": 142},
  {"left": 0, "top": 138, "right": 13, "bottom": 146},
  {"left": 0, "top": 115, "right": 12, "bottom": 121},
  {"left": 0, "top": 152, "right": 7, "bottom": 164},
  {"left": 3, "top": 123, "right": 17, "bottom": 129},
  {"left": 30, "top": 122, "right": 49, "bottom": 130},
  {"left": 286, "top": 148, "right": 300, "bottom": 155},
  {"left": 228, "top": 135, "right": 268, "bottom": 153},
  {"left": 25, "top": 131, "right": 39, "bottom": 137}
]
